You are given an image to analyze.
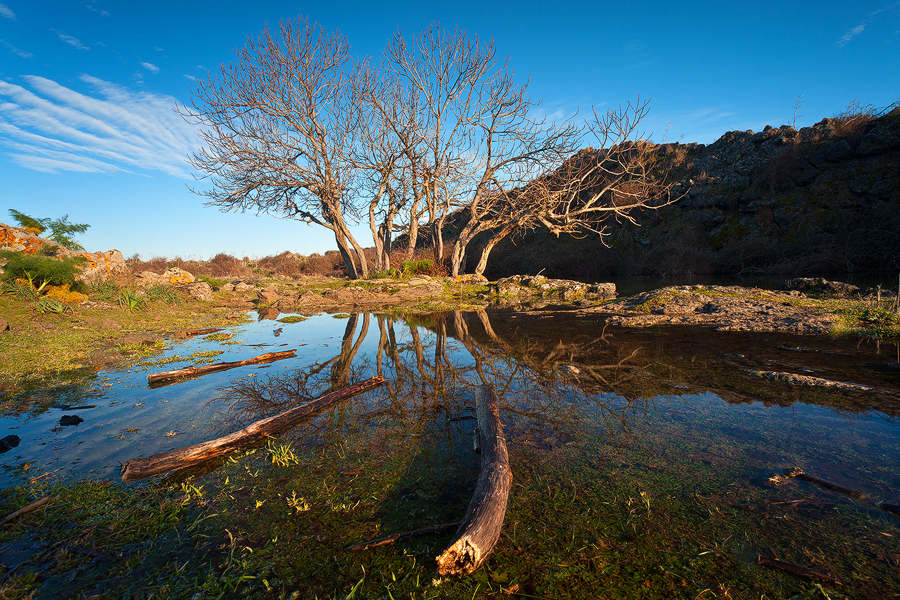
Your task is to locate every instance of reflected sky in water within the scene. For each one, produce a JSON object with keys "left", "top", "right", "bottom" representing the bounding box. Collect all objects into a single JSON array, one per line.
[{"left": 1, "top": 309, "right": 899, "bottom": 498}]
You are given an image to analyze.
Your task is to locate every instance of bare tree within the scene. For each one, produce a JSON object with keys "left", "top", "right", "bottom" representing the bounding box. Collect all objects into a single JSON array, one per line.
[
  {"left": 384, "top": 25, "right": 583, "bottom": 276},
  {"left": 527, "top": 98, "right": 680, "bottom": 243},
  {"left": 182, "top": 17, "right": 370, "bottom": 278}
]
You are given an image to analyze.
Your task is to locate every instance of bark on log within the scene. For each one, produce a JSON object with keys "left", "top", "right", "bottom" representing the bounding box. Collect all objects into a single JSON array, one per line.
[
  {"left": 436, "top": 385, "right": 512, "bottom": 576},
  {"left": 147, "top": 350, "right": 297, "bottom": 386},
  {"left": 121, "top": 376, "right": 385, "bottom": 482}
]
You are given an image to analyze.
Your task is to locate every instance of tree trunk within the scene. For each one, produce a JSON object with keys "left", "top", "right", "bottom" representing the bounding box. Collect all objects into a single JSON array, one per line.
[
  {"left": 436, "top": 384, "right": 512, "bottom": 576},
  {"left": 333, "top": 232, "right": 359, "bottom": 279},
  {"left": 121, "top": 376, "right": 386, "bottom": 482},
  {"left": 369, "top": 201, "right": 385, "bottom": 272},
  {"left": 473, "top": 224, "right": 516, "bottom": 275}
]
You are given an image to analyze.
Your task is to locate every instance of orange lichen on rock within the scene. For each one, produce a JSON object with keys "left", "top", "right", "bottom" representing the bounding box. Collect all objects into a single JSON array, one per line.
[{"left": 0, "top": 223, "right": 50, "bottom": 255}]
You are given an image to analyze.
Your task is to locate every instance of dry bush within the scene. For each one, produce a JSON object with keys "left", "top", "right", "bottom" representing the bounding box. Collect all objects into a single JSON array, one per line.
[
  {"left": 387, "top": 245, "right": 450, "bottom": 277},
  {"left": 207, "top": 253, "right": 245, "bottom": 277},
  {"left": 257, "top": 251, "right": 303, "bottom": 277},
  {"left": 297, "top": 251, "right": 346, "bottom": 277},
  {"left": 832, "top": 100, "right": 879, "bottom": 146}
]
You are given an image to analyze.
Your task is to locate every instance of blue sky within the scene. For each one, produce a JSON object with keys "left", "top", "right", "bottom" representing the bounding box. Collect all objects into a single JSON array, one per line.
[{"left": 1, "top": 0, "right": 898, "bottom": 259}]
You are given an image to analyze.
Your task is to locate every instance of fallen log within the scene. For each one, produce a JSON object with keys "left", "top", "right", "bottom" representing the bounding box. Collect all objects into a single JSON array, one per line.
[
  {"left": 436, "top": 385, "right": 512, "bottom": 576},
  {"left": 147, "top": 350, "right": 297, "bottom": 386},
  {"left": 348, "top": 521, "right": 461, "bottom": 552},
  {"left": 122, "top": 376, "right": 385, "bottom": 482}
]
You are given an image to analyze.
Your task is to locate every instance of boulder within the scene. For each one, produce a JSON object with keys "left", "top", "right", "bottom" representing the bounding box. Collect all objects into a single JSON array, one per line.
[
  {"left": 257, "top": 288, "right": 280, "bottom": 304},
  {"left": 185, "top": 281, "right": 214, "bottom": 301}
]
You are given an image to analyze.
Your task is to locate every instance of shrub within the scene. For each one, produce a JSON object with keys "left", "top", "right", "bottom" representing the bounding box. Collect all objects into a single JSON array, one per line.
[{"left": 0, "top": 251, "right": 86, "bottom": 292}]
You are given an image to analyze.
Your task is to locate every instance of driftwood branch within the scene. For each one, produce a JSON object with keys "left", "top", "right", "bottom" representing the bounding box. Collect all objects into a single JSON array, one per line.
[
  {"left": 436, "top": 385, "right": 512, "bottom": 576},
  {"left": 147, "top": 350, "right": 297, "bottom": 386},
  {"left": 878, "top": 502, "right": 900, "bottom": 517},
  {"left": 175, "top": 327, "right": 223, "bottom": 338},
  {"left": 347, "top": 521, "right": 461, "bottom": 552},
  {"left": 0, "top": 496, "right": 51, "bottom": 526},
  {"left": 756, "top": 546, "right": 842, "bottom": 585},
  {"left": 122, "top": 376, "right": 386, "bottom": 482},
  {"left": 779, "top": 467, "right": 868, "bottom": 499}
]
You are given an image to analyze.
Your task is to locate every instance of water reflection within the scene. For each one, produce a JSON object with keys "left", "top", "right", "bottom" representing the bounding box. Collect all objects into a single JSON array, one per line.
[{"left": 1, "top": 308, "right": 898, "bottom": 491}]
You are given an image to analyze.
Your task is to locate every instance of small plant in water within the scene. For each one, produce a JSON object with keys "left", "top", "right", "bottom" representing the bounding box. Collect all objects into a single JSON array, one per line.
[
  {"left": 286, "top": 490, "right": 310, "bottom": 513},
  {"left": 267, "top": 440, "right": 299, "bottom": 467},
  {"left": 206, "top": 332, "right": 235, "bottom": 342}
]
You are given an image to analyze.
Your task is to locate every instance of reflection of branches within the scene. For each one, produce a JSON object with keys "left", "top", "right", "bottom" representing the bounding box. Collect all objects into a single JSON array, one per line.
[{"left": 439, "top": 310, "right": 661, "bottom": 446}]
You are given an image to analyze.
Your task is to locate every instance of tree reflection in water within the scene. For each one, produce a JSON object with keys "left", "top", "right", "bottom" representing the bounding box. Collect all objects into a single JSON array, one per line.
[{"left": 207, "top": 309, "right": 658, "bottom": 457}]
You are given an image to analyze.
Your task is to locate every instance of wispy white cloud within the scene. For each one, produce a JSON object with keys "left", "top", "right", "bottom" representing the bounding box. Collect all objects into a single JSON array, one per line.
[
  {"left": 53, "top": 30, "right": 90, "bottom": 50},
  {"left": 141, "top": 62, "right": 160, "bottom": 74},
  {"left": 838, "top": 2, "right": 900, "bottom": 46},
  {"left": 0, "top": 75, "right": 199, "bottom": 177},
  {"left": 0, "top": 3, "right": 15, "bottom": 20},
  {"left": 0, "top": 39, "right": 32, "bottom": 58},
  {"left": 183, "top": 74, "right": 197, "bottom": 81},
  {"left": 85, "top": 4, "right": 110, "bottom": 17},
  {"left": 838, "top": 24, "right": 866, "bottom": 47}
]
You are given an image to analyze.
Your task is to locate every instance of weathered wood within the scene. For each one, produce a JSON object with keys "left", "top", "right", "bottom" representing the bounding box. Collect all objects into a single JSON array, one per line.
[
  {"left": 347, "top": 521, "right": 461, "bottom": 552},
  {"left": 781, "top": 467, "right": 868, "bottom": 499},
  {"left": 756, "top": 547, "right": 842, "bottom": 585},
  {"left": 147, "top": 350, "right": 297, "bottom": 385},
  {"left": 436, "top": 385, "right": 512, "bottom": 576},
  {"left": 122, "top": 376, "right": 386, "bottom": 482},
  {"left": 879, "top": 502, "right": 900, "bottom": 517},
  {"left": 0, "top": 496, "right": 51, "bottom": 526},
  {"left": 175, "top": 327, "right": 223, "bottom": 338}
]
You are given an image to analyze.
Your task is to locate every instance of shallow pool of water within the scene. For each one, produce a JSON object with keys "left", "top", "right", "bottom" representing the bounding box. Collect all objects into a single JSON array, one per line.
[{"left": 3, "top": 309, "right": 899, "bottom": 597}]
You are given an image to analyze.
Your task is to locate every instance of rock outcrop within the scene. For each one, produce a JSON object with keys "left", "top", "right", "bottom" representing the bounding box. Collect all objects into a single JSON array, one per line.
[
  {"left": 484, "top": 107, "right": 900, "bottom": 279},
  {"left": 0, "top": 223, "right": 127, "bottom": 283},
  {"left": 491, "top": 275, "right": 616, "bottom": 304}
]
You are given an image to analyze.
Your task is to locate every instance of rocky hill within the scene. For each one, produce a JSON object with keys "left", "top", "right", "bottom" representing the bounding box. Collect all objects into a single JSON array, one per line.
[{"left": 482, "top": 106, "right": 900, "bottom": 280}]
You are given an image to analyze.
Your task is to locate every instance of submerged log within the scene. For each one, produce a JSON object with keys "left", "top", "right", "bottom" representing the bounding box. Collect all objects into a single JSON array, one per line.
[
  {"left": 781, "top": 467, "right": 868, "bottom": 500},
  {"left": 121, "top": 376, "right": 385, "bottom": 482},
  {"left": 147, "top": 350, "right": 297, "bottom": 386},
  {"left": 756, "top": 546, "right": 841, "bottom": 585},
  {"left": 436, "top": 385, "right": 512, "bottom": 576}
]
